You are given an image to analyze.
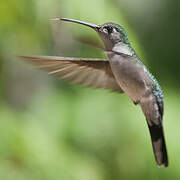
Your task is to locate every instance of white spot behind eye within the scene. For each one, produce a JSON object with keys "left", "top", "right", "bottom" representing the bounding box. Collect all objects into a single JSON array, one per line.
[{"left": 113, "top": 28, "right": 117, "bottom": 33}]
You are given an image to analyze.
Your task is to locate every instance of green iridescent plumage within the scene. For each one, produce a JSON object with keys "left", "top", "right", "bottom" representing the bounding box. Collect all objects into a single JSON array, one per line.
[{"left": 114, "top": 23, "right": 164, "bottom": 109}]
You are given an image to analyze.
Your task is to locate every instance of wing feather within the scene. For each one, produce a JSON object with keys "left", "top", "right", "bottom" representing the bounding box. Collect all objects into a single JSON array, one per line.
[{"left": 19, "top": 56, "right": 123, "bottom": 93}]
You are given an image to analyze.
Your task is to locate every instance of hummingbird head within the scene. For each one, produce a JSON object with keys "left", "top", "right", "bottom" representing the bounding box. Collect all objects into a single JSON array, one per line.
[
  {"left": 56, "top": 18, "right": 130, "bottom": 50},
  {"left": 97, "top": 22, "right": 130, "bottom": 50}
]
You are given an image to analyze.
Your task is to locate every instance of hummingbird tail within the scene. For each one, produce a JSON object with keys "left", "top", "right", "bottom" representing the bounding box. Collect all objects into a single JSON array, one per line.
[
  {"left": 140, "top": 95, "right": 168, "bottom": 167},
  {"left": 148, "top": 124, "right": 168, "bottom": 167}
]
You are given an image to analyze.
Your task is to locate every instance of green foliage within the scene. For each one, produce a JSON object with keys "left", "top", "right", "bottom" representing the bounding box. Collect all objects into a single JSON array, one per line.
[{"left": 0, "top": 89, "right": 179, "bottom": 179}]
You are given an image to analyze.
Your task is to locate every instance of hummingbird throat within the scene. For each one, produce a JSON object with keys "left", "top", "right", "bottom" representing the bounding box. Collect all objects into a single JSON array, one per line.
[{"left": 112, "top": 42, "right": 135, "bottom": 56}]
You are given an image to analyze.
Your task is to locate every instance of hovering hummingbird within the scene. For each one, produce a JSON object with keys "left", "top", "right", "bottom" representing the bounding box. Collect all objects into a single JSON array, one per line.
[{"left": 20, "top": 18, "right": 168, "bottom": 167}]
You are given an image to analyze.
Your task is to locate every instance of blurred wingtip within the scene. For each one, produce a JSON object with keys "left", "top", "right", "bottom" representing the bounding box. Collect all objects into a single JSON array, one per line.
[
  {"left": 17, "top": 55, "right": 32, "bottom": 59},
  {"left": 16, "top": 55, "right": 28, "bottom": 60},
  {"left": 17, "top": 55, "right": 40, "bottom": 62}
]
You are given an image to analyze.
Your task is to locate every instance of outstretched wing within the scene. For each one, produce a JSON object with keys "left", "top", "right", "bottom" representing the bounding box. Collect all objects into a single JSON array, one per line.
[{"left": 20, "top": 56, "right": 123, "bottom": 93}]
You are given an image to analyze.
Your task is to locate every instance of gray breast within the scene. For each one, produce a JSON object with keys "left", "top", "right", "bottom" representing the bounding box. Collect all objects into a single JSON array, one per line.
[{"left": 109, "top": 54, "right": 153, "bottom": 102}]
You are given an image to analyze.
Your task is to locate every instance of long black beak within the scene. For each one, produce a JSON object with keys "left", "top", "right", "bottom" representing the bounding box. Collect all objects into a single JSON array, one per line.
[{"left": 51, "top": 18, "right": 100, "bottom": 31}]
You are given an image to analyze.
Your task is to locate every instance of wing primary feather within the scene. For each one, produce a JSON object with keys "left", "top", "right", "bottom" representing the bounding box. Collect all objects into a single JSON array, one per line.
[
  {"left": 19, "top": 56, "right": 124, "bottom": 93},
  {"left": 48, "top": 64, "right": 78, "bottom": 75}
]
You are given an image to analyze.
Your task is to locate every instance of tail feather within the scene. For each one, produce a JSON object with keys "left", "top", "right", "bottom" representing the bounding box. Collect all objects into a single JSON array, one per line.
[
  {"left": 148, "top": 124, "right": 168, "bottom": 167},
  {"left": 140, "top": 94, "right": 168, "bottom": 167}
]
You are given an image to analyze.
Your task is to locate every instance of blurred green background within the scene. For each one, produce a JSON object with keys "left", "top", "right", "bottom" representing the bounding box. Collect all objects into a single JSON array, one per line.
[{"left": 0, "top": 0, "right": 180, "bottom": 179}]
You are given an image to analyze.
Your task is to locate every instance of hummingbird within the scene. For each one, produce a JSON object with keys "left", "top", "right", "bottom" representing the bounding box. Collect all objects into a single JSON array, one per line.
[{"left": 20, "top": 18, "right": 168, "bottom": 167}]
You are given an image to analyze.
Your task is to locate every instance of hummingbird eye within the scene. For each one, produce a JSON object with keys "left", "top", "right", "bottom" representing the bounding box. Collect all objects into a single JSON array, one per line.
[
  {"left": 106, "top": 26, "right": 113, "bottom": 33},
  {"left": 103, "top": 26, "right": 114, "bottom": 34}
]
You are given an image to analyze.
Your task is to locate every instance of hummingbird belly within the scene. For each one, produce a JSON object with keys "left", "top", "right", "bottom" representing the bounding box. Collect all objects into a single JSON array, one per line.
[{"left": 109, "top": 54, "right": 152, "bottom": 103}]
